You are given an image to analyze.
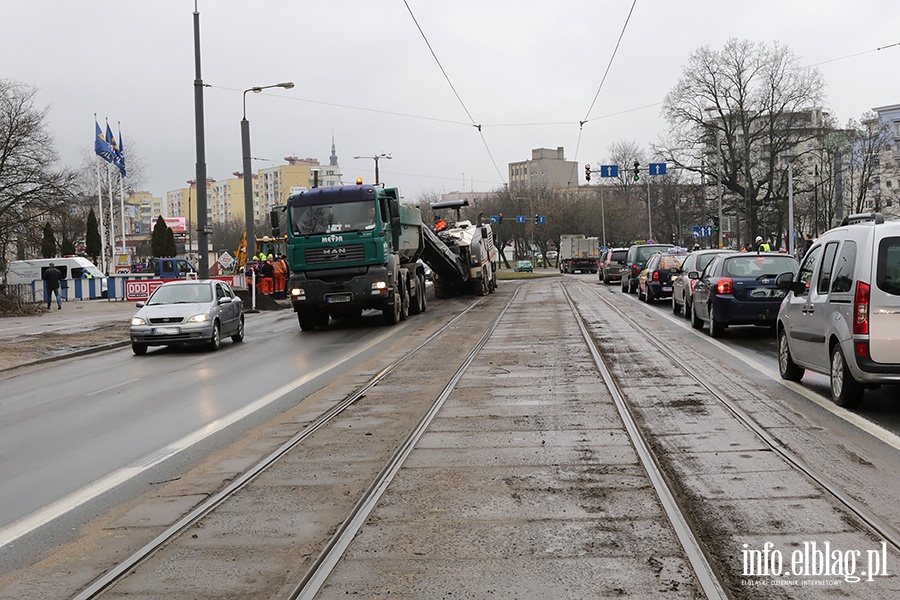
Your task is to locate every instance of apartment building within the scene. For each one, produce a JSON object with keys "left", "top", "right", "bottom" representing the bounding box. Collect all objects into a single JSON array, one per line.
[{"left": 508, "top": 147, "right": 579, "bottom": 190}]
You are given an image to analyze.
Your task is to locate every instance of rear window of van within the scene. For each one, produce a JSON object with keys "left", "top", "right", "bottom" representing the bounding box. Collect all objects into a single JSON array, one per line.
[{"left": 876, "top": 236, "right": 900, "bottom": 296}]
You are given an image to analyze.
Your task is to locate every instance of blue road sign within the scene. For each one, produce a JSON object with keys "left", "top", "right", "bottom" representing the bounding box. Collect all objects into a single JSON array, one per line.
[
  {"left": 516, "top": 215, "right": 526, "bottom": 223},
  {"left": 649, "top": 163, "right": 667, "bottom": 176},
  {"left": 600, "top": 165, "right": 619, "bottom": 178},
  {"left": 692, "top": 225, "right": 713, "bottom": 237},
  {"left": 536, "top": 216, "right": 547, "bottom": 224},
  {"left": 490, "top": 215, "right": 499, "bottom": 223}
]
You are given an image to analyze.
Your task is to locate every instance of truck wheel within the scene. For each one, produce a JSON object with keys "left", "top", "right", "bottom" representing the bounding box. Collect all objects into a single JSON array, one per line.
[
  {"left": 478, "top": 269, "right": 489, "bottom": 296},
  {"left": 298, "top": 312, "right": 317, "bottom": 331},
  {"left": 316, "top": 310, "right": 330, "bottom": 328},
  {"left": 383, "top": 283, "right": 401, "bottom": 325},
  {"left": 418, "top": 273, "right": 427, "bottom": 312},
  {"left": 399, "top": 278, "right": 410, "bottom": 321},
  {"left": 434, "top": 280, "right": 448, "bottom": 299},
  {"left": 410, "top": 273, "right": 425, "bottom": 315}
]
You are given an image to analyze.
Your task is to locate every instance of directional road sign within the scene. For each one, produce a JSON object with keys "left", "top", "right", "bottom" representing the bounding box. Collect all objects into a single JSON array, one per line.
[
  {"left": 516, "top": 215, "right": 526, "bottom": 223},
  {"left": 600, "top": 165, "right": 619, "bottom": 178},
  {"left": 535, "top": 216, "right": 547, "bottom": 224},
  {"left": 692, "top": 225, "right": 713, "bottom": 237},
  {"left": 649, "top": 163, "right": 667, "bottom": 176},
  {"left": 490, "top": 215, "right": 500, "bottom": 223}
]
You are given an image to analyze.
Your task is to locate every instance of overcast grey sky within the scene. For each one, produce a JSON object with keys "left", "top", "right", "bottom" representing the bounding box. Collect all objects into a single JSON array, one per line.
[{"left": 4, "top": 1, "right": 899, "bottom": 201}]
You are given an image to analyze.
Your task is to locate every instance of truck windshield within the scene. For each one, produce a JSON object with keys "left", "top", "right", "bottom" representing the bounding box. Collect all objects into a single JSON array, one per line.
[{"left": 290, "top": 201, "right": 377, "bottom": 236}]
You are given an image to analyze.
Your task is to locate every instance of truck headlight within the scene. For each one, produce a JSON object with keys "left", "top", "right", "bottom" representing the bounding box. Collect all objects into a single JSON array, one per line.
[{"left": 291, "top": 287, "right": 305, "bottom": 299}]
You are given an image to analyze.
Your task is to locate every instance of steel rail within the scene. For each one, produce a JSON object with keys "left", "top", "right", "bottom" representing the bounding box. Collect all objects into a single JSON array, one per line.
[
  {"left": 72, "top": 297, "right": 491, "bottom": 600},
  {"left": 288, "top": 287, "right": 521, "bottom": 599},
  {"left": 578, "top": 280, "right": 900, "bottom": 555},
  {"left": 560, "top": 284, "right": 730, "bottom": 600}
]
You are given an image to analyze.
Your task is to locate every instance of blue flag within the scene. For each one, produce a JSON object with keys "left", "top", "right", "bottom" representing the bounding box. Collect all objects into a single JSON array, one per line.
[
  {"left": 114, "top": 125, "right": 127, "bottom": 178},
  {"left": 94, "top": 120, "right": 114, "bottom": 163}
]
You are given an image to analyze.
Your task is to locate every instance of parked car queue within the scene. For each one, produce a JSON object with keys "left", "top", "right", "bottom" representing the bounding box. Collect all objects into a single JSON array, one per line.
[{"left": 590, "top": 217, "right": 900, "bottom": 409}]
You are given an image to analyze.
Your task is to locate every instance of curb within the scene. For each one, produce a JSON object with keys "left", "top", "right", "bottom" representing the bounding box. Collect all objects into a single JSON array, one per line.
[{"left": 0, "top": 340, "right": 131, "bottom": 375}]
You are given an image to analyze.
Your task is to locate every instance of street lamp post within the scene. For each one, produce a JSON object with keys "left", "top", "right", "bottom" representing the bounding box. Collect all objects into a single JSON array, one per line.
[
  {"left": 241, "top": 82, "right": 295, "bottom": 258},
  {"left": 354, "top": 153, "right": 392, "bottom": 184}
]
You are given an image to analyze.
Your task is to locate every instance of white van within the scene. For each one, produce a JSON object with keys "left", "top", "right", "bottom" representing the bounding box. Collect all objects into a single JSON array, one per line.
[
  {"left": 776, "top": 213, "right": 900, "bottom": 407},
  {"left": 5, "top": 257, "right": 108, "bottom": 296}
]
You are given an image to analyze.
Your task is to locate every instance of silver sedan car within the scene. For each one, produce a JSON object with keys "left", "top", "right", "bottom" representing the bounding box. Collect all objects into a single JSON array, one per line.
[{"left": 129, "top": 279, "right": 244, "bottom": 355}]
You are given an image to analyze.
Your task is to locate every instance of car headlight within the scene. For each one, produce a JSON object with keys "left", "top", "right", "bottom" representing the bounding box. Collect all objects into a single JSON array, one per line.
[
  {"left": 131, "top": 317, "right": 146, "bottom": 326},
  {"left": 187, "top": 313, "right": 211, "bottom": 323}
]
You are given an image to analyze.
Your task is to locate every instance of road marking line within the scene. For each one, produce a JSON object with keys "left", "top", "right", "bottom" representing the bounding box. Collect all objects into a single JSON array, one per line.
[{"left": 0, "top": 328, "right": 395, "bottom": 549}]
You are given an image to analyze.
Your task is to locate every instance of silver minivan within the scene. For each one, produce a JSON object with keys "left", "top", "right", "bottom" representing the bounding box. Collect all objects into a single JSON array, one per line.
[{"left": 776, "top": 213, "right": 900, "bottom": 407}]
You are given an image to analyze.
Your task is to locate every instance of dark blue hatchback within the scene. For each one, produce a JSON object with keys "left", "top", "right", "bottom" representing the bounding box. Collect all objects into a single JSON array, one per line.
[{"left": 689, "top": 253, "right": 799, "bottom": 337}]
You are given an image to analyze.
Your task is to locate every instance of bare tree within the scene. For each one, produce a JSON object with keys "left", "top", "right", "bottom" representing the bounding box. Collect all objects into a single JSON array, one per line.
[
  {"left": 657, "top": 39, "right": 825, "bottom": 244},
  {"left": 0, "top": 80, "right": 77, "bottom": 265}
]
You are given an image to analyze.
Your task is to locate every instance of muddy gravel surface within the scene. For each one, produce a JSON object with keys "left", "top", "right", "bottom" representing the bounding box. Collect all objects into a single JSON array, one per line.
[{"left": 1, "top": 278, "right": 898, "bottom": 599}]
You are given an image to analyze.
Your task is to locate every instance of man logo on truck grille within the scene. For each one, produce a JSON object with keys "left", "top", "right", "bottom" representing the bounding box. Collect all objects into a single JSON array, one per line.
[{"left": 323, "top": 247, "right": 346, "bottom": 260}]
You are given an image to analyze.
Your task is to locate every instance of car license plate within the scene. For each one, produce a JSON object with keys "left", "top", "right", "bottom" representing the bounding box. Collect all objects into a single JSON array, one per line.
[
  {"left": 326, "top": 294, "right": 352, "bottom": 304},
  {"left": 662, "top": 286, "right": 672, "bottom": 292},
  {"left": 151, "top": 326, "right": 179, "bottom": 335}
]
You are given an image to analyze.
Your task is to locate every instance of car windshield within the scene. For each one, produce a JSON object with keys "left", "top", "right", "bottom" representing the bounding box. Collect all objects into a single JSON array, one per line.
[
  {"left": 147, "top": 284, "right": 212, "bottom": 305},
  {"left": 724, "top": 255, "right": 798, "bottom": 278},
  {"left": 611, "top": 250, "right": 627, "bottom": 261},
  {"left": 290, "top": 201, "right": 377, "bottom": 236}
]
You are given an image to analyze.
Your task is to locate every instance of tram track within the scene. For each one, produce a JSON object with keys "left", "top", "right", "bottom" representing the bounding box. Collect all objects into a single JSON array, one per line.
[
  {"left": 69, "top": 290, "right": 520, "bottom": 600},
  {"left": 574, "top": 279, "right": 900, "bottom": 555}
]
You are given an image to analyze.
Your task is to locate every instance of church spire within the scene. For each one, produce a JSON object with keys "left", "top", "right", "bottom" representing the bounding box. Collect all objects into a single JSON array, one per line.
[{"left": 329, "top": 132, "right": 338, "bottom": 166}]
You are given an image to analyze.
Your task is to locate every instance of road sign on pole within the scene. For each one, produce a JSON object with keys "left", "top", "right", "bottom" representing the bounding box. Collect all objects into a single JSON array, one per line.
[
  {"left": 489, "top": 215, "right": 500, "bottom": 223},
  {"left": 600, "top": 165, "right": 619, "bottom": 178},
  {"left": 649, "top": 163, "right": 667, "bottom": 175},
  {"left": 516, "top": 215, "right": 526, "bottom": 223}
]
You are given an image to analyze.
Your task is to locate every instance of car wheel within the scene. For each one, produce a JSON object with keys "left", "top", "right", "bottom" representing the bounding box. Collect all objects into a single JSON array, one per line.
[
  {"left": 621, "top": 279, "right": 627, "bottom": 293},
  {"left": 672, "top": 295, "right": 681, "bottom": 315},
  {"left": 646, "top": 288, "right": 654, "bottom": 303},
  {"left": 684, "top": 297, "right": 692, "bottom": 320},
  {"left": 231, "top": 315, "right": 245, "bottom": 343},
  {"left": 690, "top": 301, "right": 704, "bottom": 330},
  {"left": 708, "top": 305, "right": 725, "bottom": 337},
  {"left": 830, "top": 346, "right": 863, "bottom": 408},
  {"left": 778, "top": 328, "right": 804, "bottom": 381},
  {"left": 208, "top": 321, "right": 221, "bottom": 351},
  {"left": 132, "top": 343, "right": 148, "bottom": 356}
]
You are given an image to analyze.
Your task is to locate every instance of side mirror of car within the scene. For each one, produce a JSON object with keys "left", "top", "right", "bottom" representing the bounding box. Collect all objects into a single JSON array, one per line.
[
  {"left": 687, "top": 271, "right": 700, "bottom": 280},
  {"left": 217, "top": 297, "right": 232, "bottom": 304},
  {"left": 775, "top": 271, "right": 801, "bottom": 293}
]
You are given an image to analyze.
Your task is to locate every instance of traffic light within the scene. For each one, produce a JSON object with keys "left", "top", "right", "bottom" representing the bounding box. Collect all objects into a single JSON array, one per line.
[
  {"left": 534, "top": 215, "right": 539, "bottom": 224},
  {"left": 711, "top": 216, "right": 720, "bottom": 233},
  {"left": 498, "top": 213, "right": 503, "bottom": 224},
  {"left": 585, "top": 164, "right": 591, "bottom": 182},
  {"left": 633, "top": 161, "right": 640, "bottom": 182}
]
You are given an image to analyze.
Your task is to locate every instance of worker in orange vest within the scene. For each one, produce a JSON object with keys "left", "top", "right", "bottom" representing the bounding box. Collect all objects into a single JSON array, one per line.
[{"left": 273, "top": 253, "right": 287, "bottom": 298}]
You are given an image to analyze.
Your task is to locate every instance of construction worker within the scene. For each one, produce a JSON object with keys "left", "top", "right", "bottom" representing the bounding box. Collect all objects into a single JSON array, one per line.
[
  {"left": 273, "top": 253, "right": 287, "bottom": 298},
  {"left": 755, "top": 236, "right": 771, "bottom": 252},
  {"left": 259, "top": 255, "right": 275, "bottom": 296},
  {"left": 434, "top": 216, "right": 448, "bottom": 232}
]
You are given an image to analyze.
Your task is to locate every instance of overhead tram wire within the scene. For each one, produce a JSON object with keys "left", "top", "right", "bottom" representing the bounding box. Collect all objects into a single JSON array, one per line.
[
  {"left": 572, "top": 0, "right": 638, "bottom": 174},
  {"left": 809, "top": 41, "right": 900, "bottom": 67},
  {"left": 401, "top": 0, "right": 506, "bottom": 184}
]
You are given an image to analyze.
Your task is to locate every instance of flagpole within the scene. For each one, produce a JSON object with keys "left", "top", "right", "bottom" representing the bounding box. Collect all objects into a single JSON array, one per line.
[
  {"left": 107, "top": 162, "right": 116, "bottom": 270},
  {"left": 117, "top": 121, "right": 127, "bottom": 259},
  {"left": 119, "top": 174, "right": 126, "bottom": 259},
  {"left": 96, "top": 161, "right": 108, "bottom": 274}
]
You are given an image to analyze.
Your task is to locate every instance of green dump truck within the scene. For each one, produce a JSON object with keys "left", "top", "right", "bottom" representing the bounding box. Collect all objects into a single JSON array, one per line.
[{"left": 285, "top": 184, "right": 474, "bottom": 331}]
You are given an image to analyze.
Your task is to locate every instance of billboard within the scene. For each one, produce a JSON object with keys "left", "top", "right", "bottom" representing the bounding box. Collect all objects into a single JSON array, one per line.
[{"left": 163, "top": 217, "right": 186, "bottom": 233}]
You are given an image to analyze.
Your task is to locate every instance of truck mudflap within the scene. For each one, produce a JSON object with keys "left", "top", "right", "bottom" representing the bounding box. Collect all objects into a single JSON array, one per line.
[{"left": 289, "top": 265, "right": 394, "bottom": 313}]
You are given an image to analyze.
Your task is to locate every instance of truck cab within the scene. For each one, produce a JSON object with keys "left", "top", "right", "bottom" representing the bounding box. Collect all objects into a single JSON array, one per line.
[{"left": 145, "top": 257, "right": 197, "bottom": 279}]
